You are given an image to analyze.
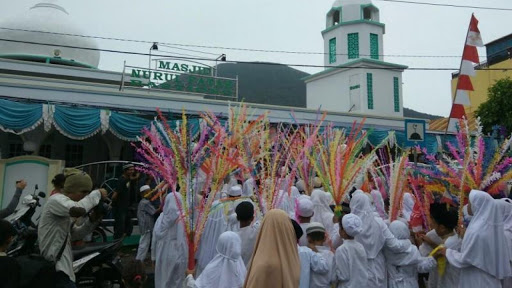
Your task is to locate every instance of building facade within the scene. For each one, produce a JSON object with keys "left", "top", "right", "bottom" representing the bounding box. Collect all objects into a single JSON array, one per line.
[{"left": 305, "top": 0, "right": 407, "bottom": 118}]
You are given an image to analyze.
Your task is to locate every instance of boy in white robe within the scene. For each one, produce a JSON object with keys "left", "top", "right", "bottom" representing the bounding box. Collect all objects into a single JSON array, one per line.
[
  {"left": 385, "top": 220, "right": 437, "bottom": 288},
  {"left": 334, "top": 213, "right": 368, "bottom": 288},
  {"left": 290, "top": 219, "right": 329, "bottom": 288},
  {"left": 235, "top": 201, "right": 258, "bottom": 267},
  {"left": 307, "top": 222, "right": 335, "bottom": 288},
  {"left": 438, "top": 190, "right": 512, "bottom": 288},
  {"left": 418, "top": 203, "right": 461, "bottom": 288},
  {"left": 297, "top": 197, "right": 315, "bottom": 246},
  {"left": 153, "top": 192, "right": 188, "bottom": 288}
]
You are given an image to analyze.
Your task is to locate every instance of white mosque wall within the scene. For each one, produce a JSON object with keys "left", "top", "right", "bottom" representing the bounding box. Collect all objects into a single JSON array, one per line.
[{"left": 306, "top": 68, "right": 403, "bottom": 118}]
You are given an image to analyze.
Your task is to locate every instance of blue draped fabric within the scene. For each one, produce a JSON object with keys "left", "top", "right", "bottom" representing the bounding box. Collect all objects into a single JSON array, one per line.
[
  {"left": 110, "top": 112, "right": 151, "bottom": 141},
  {"left": 0, "top": 99, "right": 42, "bottom": 132},
  {"left": 54, "top": 106, "right": 101, "bottom": 139}
]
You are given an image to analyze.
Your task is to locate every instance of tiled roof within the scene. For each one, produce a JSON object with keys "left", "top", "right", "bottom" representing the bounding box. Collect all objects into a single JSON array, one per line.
[{"left": 429, "top": 111, "right": 478, "bottom": 132}]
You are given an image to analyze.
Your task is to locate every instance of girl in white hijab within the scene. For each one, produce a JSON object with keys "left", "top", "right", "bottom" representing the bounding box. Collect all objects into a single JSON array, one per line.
[
  {"left": 385, "top": 221, "right": 436, "bottom": 288},
  {"left": 186, "top": 231, "right": 247, "bottom": 288},
  {"left": 439, "top": 190, "right": 512, "bottom": 287},
  {"left": 311, "top": 190, "right": 335, "bottom": 238},
  {"left": 153, "top": 192, "right": 188, "bottom": 288},
  {"left": 349, "top": 191, "right": 411, "bottom": 288}
]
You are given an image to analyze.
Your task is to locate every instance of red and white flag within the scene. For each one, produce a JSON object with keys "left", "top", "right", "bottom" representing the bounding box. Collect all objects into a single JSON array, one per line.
[{"left": 447, "top": 14, "right": 484, "bottom": 132}]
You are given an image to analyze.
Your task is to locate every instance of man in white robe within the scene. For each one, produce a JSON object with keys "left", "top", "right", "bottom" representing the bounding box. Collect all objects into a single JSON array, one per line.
[
  {"left": 153, "top": 192, "right": 188, "bottom": 288},
  {"left": 440, "top": 190, "right": 512, "bottom": 288}
]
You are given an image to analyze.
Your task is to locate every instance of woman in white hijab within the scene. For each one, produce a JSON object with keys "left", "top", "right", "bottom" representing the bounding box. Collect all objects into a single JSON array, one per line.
[
  {"left": 401, "top": 193, "right": 415, "bottom": 222},
  {"left": 439, "top": 190, "right": 512, "bottom": 287},
  {"left": 153, "top": 192, "right": 188, "bottom": 288},
  {"left": 186, "top": 231, "right": 247, "bottom": 288},
  {"left": 311, "top": 190, "right": 335, "bottom": 238},
  {"left": 496, "top": 198, "right": 512, "bottom": 287},
  {"left": 349, "top": 191, "right": 411, "bottom": 288}
]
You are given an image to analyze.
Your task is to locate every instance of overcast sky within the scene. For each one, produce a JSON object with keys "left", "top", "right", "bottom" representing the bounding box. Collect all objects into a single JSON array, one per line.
[{"left": 1, "top": 0, "right": 511, "bottom": 117}]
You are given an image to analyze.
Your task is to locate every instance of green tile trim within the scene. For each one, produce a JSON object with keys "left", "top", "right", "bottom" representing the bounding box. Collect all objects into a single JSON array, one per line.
[
  {"left": 394, "top": 77, "right": 400, "bottom": 112},
  {"left": 367, "top": 73, "right": 374, "bottom": 110},
  {"left": 350, "top": 84, "right": 360, "bottom": 90},
  {"left": 370, "top": 33, "right": 379, "bottom": 60},
  {"left": 321, "top": 20, "right": 385, "bottom": 35},
  {"left": 348, "top": 33, "right": 359, "bottom": 60},
  {"left": 329, "top": 38, "right": 337, "bottom": 64}
]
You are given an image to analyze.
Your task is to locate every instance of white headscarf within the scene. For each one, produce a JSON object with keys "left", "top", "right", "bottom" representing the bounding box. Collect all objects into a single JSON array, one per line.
[
  {"left": 311, "top": 190, "right": 334, "bottom": 230},
  {"left": 386, "top": 220, "right": 420, "bottom": 266},
  {"left": 154, "top": 192, "right": 185, "bottom": 243},
  {"left": 350, "top": 191, "right": 386, "bottom": 258},
  {"left": 496, "top": 198, "right": 512, "bottom": 262},
  {"left": 371, "top": 190, "right": 388, "bottom": 220},
  {"left": 461, "top": 190, "right": 511, "bottom": 279},
  {"left": 195, "top": 231, "right": 247, "bottom": 288},
  {"left": 242, "top": 178, "right": 254, "bottom": 198},
  {"left": 401, "top": 193, "right": 415, "bottom": 222}
]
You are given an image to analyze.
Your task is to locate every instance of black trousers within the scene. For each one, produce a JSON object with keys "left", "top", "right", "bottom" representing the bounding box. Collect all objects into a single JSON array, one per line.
[{"left": 113, "top": 207, "right": 134, "bottom": 239}]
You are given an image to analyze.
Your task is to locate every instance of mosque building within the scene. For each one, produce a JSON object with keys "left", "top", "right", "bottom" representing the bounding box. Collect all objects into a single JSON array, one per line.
[{"left": 0, "top": 0, "right": 453, "bottom": 198}]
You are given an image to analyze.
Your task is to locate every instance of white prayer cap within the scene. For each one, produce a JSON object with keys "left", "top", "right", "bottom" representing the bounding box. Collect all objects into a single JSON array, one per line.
[
  {"left": 139, "top": 185, "right": 150, "bottom": 193},
  {"left": 342, "top": 213, "right": 363, "bottom": 237},
  {"left": 228, "top": 185, "right": 242, "bottom": 197},
  {"left": 296, "top": 179, "right": 306, "bottom": 193},
  {"left": 313, "top": 177, "right": 322, "bottom": 188},
  {"left": 297, "top": 198, "right": 314, "bottom": 217},
  {"left": 306, "top": 222, "right": 325, "bottom": 234}
]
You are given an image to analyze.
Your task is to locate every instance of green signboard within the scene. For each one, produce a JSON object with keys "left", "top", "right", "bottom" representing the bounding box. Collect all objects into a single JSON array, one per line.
[{"left": 127, "top": 61, "right": 237, "bottom": 99}]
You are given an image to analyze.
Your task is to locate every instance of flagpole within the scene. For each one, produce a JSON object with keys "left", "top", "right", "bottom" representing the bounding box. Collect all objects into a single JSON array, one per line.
[{"left": 445, "top": 13, "right": 474, "bottom": 135}]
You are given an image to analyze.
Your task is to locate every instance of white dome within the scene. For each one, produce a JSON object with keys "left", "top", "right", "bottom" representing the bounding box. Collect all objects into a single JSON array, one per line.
[
  {"left": 0, "top": 1, "right": 100, "bottom": 68},
  {"left": 332, "top": 0, "right": 372, "bottom": 7}
]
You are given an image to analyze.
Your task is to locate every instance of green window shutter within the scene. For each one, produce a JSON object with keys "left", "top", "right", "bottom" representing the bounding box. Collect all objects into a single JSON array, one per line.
[
  {"left": 393, "top": 77, "right": 400, "bottom": 112},
  {"left": 370, "top": 33, "right": 379, "bottom": 60},
  {"left": 367, "top": 73, "right": 373, "bottom": 110},
  {"left": 329, "top": 38, "right": 337, "bottom": 64},
  {"left": 347, "top": 33, "right": 359, "bottom": 59}
]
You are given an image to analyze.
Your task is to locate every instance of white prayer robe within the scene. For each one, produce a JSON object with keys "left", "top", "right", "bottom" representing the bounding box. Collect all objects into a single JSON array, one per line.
[
  {"left": 310, "top": 246, "right": 335, "bottom": 288},
  {"left": 445, "top": 190, "right": 512, "bottom": 288},
  {"left": 298, "top": 245, "right": 329, "bottom": 288},
  {"left": 237, "top": 224, "right": 259, "bottom": 267},
  {"left": 350, "top": 192, "right": 412, "bottom": 288},
  {"left": 153, "top": 192, "right": 188, "bottom": 288},
  {"left": 334, "top": 239, "right": 368, "bottom": 288},
  {"left": 186, "top": 231, "right": 246, "bottom": 288},
  {"left": 419, "top": 230, "right": 461, "bottom": 288},
  {"left": 197, "top": 201, "right": 228, "bottom": 274},
  {"left": 497, "top": 199, "right": 512, "bottom": 287},
  {"left": 299, "top": 222, "right": 310, "bottom": 246},
  {"left": 311, "top": 190, "right": 335, "bottom": 241},
  {"left": 385, "top": 242, "right": 437, "bottom": 288}
]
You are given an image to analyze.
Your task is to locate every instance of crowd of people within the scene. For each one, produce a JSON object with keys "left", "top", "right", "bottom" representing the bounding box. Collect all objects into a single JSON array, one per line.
[
  {"left": 124, "top": 170, "right": 512, "bottom": 288},
  {"left": 1, "top": 162, "right": 512, "bottom": 288}
]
